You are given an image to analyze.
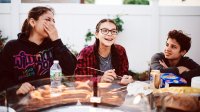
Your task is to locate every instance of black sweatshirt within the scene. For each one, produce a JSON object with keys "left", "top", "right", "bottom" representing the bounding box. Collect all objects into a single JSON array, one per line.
[
  {"left": 150, "top": 52, "right": 200, "bottom": 85},
  {"left": 0, "top": 33, "right": 77, "bottom": 91}
]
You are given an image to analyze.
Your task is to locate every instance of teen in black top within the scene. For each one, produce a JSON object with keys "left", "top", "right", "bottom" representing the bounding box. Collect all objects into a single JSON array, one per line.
[
  {"left": 0, "top": 6, "right": 76, "bottom": 94},
  {"left": 151, "top": 30, "right": 200, "bottom": 85}
]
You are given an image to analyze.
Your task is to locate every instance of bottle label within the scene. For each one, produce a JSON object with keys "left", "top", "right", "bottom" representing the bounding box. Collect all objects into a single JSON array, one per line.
[{"left": 50, "top": 70, "right": 62, "bottom": 81}]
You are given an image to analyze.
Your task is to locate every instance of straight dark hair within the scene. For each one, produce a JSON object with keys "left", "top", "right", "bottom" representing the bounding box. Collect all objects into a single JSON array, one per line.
[
  {"left": 94, "top": 19, "right": 120, "bottom": 75},
  {"left": 21, "top": 6, "right": 54, "bottom": 38},
  {"left": 95, "top": 18, "right": 118, "bottom": 32}
]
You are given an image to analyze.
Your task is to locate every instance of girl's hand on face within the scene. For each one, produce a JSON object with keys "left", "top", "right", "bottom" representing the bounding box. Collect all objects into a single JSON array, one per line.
[
  {"left": 16, "top": 82, "right": 35, "bottom": 95},
  {"left": 100, "top": 69, "right": 117, "bottom": 83},
  {"left": 120, "top": 75, "right": 134, "bottom": 85},
  {"left": 159, "top": 60, "right": 168, "bottom": 68},
  {"left": 43, "top": 21, "right": 59, "bottom": 41}
]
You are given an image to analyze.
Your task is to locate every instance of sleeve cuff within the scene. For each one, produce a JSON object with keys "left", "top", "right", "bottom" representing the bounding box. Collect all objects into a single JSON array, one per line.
[
  {"left": 52, "top": 39, "right": 64, "bottom": 47},
  {"left": 97, "top": 76, "right": 102, "bottom": 83}
]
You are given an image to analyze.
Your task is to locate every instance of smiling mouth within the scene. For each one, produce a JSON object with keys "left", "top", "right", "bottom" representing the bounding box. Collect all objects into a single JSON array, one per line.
[
  {"left": 165, "top": 52, "right": 171, "bottom": 56},
  {"left": 105, "top": 38, "right": 113, "bottom": 41}
]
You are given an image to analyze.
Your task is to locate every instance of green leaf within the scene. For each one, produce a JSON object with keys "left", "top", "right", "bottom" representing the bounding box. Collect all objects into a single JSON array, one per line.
[
  {"left": 85, "top": 30, "right": 94, "bottom": 42},
  {"left": 123, "top": 0, "right": 149, "bottom": 5},
  {"left": 84, "top": 0, "right": 94, "bottom": 4},
  {"left": 113, "top": 16, "right": 124, "bottom": 33},
  {"left": 0, "top": 30, "right": 8, "bottom": 52}
]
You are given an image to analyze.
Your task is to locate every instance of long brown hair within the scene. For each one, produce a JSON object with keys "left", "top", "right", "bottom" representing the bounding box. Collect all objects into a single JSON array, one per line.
[
  {"left": 21, "top": 6, "right": 54, "bottom": 38},
  {"left": 95, "top": 19, "right": 118, "bottom": 33},
  {"left": 94, "top": 19, "right": 120, "bottom": 75}
]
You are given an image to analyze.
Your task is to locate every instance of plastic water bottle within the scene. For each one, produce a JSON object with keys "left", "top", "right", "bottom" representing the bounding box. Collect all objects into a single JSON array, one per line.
[{"left": 50, "top": 60, "right": 62, "bottom": 97}]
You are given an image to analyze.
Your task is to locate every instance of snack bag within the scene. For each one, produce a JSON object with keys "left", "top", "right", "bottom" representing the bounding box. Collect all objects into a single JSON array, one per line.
[{"left": 160, "top": 73, "right": 187, "bottom": 88}]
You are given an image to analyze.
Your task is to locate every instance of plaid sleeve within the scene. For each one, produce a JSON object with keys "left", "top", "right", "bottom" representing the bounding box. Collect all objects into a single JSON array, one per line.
[
  {"left": 74, "top": 48, "right": 97, "bottom": 81},
  {"left": 75, "top": 50, "right": 88, "bottom": 77},
  {"left": 120, "top": 46, "right": 129, "bottom": 76}
]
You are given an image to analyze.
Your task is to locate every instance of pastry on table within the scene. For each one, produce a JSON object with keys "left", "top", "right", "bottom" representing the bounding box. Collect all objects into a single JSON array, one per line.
[
  {"left": 153, "top": 87, "right": 200, "bottom": 112},
  {"left": 75, "top": 80, "right": 92, "bottom": 91}
]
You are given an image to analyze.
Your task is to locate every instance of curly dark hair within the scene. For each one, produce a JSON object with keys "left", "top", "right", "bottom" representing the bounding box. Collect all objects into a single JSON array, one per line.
[{"left": 167, "top": 30, "right": 191, "bottom": 52}]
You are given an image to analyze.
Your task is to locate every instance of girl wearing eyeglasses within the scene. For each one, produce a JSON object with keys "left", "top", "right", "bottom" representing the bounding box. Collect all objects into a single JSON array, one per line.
[{"left": 75, "top": 19, "right": 133, "bottom": 85}]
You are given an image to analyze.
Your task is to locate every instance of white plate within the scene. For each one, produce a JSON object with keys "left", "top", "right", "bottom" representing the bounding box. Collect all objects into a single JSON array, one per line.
[
  {"left": 127, "top": 81, "right": 153, "bottom": 96},
  {"left": 0, "top": 106, "right": 15, "bottom": 112}
]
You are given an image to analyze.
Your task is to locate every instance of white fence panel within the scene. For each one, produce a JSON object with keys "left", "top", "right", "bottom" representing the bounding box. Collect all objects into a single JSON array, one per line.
[{"left": 0, "top": 2, "right": 200, "bottom": 72}]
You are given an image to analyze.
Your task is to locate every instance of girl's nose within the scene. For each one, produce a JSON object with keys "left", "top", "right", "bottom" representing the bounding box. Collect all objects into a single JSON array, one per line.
[
  {"left": 107, "top": 31, "right": 112, "bottom": 36},
  {"left": 50, "top": 20, "right": 55, "bottom": 24},
  {"left": 165, "top": 46, "right": 171, "bottom": 51}
]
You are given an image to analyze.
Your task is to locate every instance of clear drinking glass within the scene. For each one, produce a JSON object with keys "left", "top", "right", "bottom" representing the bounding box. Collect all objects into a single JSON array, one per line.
[
  {"left": 0, "top": 90, "right": 8, "bottom": 111},
  {"left": 150, "top": 70, "right": 161, "bottom": 89}
]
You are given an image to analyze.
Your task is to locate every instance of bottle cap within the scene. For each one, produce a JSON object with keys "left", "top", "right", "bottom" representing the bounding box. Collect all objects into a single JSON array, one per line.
[
  {"left": 53, "top": 60, "right": 59, "bottom": 63},
  {"left": 151, "top": 70, "right": 160, "bottom": 73}
]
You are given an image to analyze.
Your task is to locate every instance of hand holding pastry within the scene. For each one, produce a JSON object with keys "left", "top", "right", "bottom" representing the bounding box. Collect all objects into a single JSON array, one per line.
[
  {"left": 120, "top": 75, "right": 134, "bottom": 85},
  {"left": 100, "top": 69, "right": 117, "bottom": 83},
  {"left": 16, "top": 82, "right": 35, "bottom": 95}
]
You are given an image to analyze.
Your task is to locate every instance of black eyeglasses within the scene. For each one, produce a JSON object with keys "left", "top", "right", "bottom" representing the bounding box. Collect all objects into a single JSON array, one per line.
[{"left": 100, "top": 28, "right": 118, "bottom": 35}]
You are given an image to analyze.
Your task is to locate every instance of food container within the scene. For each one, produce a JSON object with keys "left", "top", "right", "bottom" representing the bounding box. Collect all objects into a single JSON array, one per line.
[
  {"left": 160, "top": 73, "right": 187, "bottom": 88},
  {"left": 153, "top": 87, "right": 200, "bottom": 112}
]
